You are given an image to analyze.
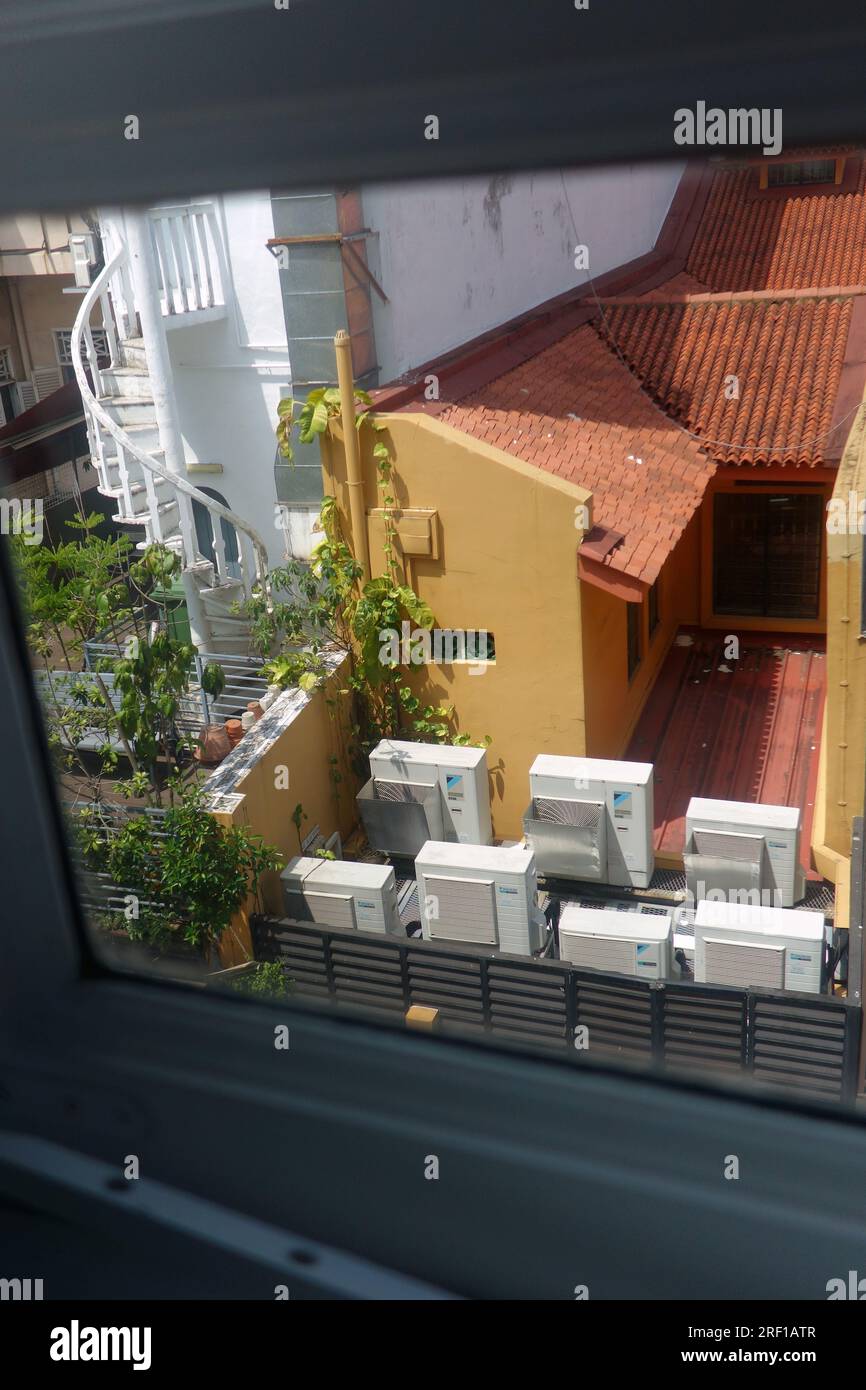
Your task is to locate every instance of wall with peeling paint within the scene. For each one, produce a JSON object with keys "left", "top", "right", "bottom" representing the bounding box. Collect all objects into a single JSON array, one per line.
[{"left": 362, "top": 161, "right": 684, "bottom": 382}]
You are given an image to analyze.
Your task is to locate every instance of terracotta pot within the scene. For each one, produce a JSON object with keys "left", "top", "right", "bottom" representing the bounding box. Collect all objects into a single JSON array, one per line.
[
  {"left": 196, "top": 723, "right": 231, "bottom": 765},
  {"left": 247, "top": 700, "right": 264, "bottom": 720},
  {"left": 225, "top": 718, "right": 243, "bottom": 747}
]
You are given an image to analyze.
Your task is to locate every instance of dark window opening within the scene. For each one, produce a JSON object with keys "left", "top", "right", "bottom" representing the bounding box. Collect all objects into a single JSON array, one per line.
[
  {"left": 648, "top": 580, "right": 660, "bottom": 638},
  {"left": 713, "top": 492, "right": 823, "bottom": 619},
  {"left": 767, "top": 159, "right": 836, "bottom": 187},
  {"left": 626, "top": 599, "right": 642, "bottom": 681}
]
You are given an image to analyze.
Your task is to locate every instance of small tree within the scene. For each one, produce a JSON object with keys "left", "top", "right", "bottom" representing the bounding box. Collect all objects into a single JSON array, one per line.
[{"left": 244, "top": 389, "right": 489, "bottom": 783}]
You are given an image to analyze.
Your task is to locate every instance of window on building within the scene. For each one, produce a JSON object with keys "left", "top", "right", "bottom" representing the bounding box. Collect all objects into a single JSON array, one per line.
[
  {"left": 648, "top": 579, "right": 660, "bottom": 638},
  {"left": 767, "top": 159, "right": 836, "bottom": 187},
  {"left": 713, "top": 491, "right": 823, "bottom": 619},
  {"left": 55, "top": 327, "right": 110, "bottom": 383},
  {"left": 626, "top": 599, "right": 642, "bottom": 681}
]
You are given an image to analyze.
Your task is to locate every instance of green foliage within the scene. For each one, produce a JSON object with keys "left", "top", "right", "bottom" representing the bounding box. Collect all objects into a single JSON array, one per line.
[
  {"left": 201, "top": 661, "right": 226, "bottom": 700},
  {"left": 227, "top": 960, "right": 293, "bottom": 999},
  {"left": 242, "top": 388, "right": 491, "bottom": 780},
  {"left": 80, "top": 789, "right": 282, "bottom": 956}
]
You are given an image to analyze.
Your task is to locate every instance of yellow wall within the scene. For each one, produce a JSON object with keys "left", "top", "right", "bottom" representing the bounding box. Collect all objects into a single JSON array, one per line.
[
  {"left": 581, "top": 513, "right": 701, "bottom": 757},
  {"left": 208, "top": 663, "right": 356, "bottom": 966},
  {"left": 813, "top": 408, "right": 866, "bottom": 924},
  {"left": 321, "top": 414, "right": 592, "bottom": 840}
]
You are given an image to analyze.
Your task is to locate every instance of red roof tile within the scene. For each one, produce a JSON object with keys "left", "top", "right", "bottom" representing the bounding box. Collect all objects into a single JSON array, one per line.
[
  {"left": 439, "top": 326, "right": 715, "bottom": 586},
  {"left": 593, "top": 294, "right": 854, "bottom": 466},
  {"left": 685, "top": 157, "right": 866, "bottom": 292}
]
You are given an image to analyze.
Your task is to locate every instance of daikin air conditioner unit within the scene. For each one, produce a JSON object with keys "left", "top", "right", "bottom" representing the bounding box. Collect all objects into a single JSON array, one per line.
[
  {"left": 693, "top": 900, "right": 825, "bottom": 994},
  {"left": 523, "top": 755, "right": 654, "bottom": 887},
  {"left": 357, "top": 740, "right": 492, "bottom": 857},
  {"left": 557, "top": 902, "right": 672, "bottom": 979},
  {"left": 415, "top": 841, "right": 546, "bottom": 956},
  {"left": 685, "top": 798, "right": 805, "bottom": 907},
  {"left": 280, "top": 856, "right": 402, "bottom": 935}
]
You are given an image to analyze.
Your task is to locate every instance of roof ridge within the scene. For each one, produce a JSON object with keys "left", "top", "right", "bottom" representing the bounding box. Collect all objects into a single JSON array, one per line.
[{"left": 584, "top": 284, "right": 866, "bottom": 307}]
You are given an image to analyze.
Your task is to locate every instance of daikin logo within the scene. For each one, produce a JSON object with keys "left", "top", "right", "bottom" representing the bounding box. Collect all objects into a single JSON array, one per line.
[{"left": 49, "top": 1321, "right": 152, "bottom": 1371}]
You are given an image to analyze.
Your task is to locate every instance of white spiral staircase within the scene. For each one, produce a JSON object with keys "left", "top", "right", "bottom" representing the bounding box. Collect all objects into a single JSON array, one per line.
[{"left": 72, "top": 205, "right": 272, "bottom": 655}]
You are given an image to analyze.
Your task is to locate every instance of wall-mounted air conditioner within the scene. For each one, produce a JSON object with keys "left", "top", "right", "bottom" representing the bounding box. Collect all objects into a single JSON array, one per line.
[
  {"left": 523, "top": 755, "right": 654, "bottom": 887},
  {"left": 685, "top": 798, "right": 805, "bottom": 907},
  {"left": 280, "top": 856, "right": 402, "bottom": 935},
  {"left": 693, "top": 900, "right": 825, "bottom": 994},
  {"left": 357, "top": 740, "right": 492, "bottom": 858},
  {"left": 415, "top": 840, "right": 546, "bottom": 956},
  {"left": 69, "top": 233, "right": 96, "bottom": 288},
  {"left": 557, "top": 901, "right": 672, "bottom": 978}
]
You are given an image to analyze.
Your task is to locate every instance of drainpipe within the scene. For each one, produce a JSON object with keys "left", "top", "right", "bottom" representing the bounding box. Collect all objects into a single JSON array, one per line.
[
  {"left": 124, "top": 209, "right": 207, "bottom": 649},
  {"left": 334, "top": 328, "right": 370, "bottom": 581}
]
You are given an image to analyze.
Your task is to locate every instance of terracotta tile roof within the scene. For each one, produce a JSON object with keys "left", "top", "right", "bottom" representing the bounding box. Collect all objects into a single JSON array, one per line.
[
  {"left": 439, "top": 325, "right": 716, "bottom": 586},
  {"left": 592, "top": 293, "right": 854, "bottom": 466},
  {"left": 685, "top": 157, "right": 866, "bottom": 291}
]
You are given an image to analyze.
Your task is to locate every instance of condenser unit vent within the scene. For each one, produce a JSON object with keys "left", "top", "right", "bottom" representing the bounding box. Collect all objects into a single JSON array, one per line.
[
  {"left": 424, "top": 875, "right": 498, "bottom": 945},
  {"left": 535, "top": 798, "right": 603, "bottom": 829},
  {"left": 704, "top": 937, "right": 785, "bottom": 991}
]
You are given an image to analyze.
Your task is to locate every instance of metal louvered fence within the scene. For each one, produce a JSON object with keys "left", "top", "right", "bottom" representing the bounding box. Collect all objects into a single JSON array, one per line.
[{"left": 251, "top": 915, "right": 861, "bottom": 1103}]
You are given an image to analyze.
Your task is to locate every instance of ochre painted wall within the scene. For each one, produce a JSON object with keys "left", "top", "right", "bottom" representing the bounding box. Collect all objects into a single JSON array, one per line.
[
  {"left": 321, "top": 414, "right": 592, "bottom": 841},
  {"left": 210, "top": 666, "right": 356, "bottom": 966},
  {"left": 581, "top": 512, "right": 701, "bottom": 757},
  {"left": 813, "top": 412, "right": 866, "bottom": 927}
]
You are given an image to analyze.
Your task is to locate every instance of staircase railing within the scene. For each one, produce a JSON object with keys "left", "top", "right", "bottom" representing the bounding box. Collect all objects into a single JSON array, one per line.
[
  {"left": 148, "top": 202, "right": 227, "bottom": 316},
  {"left": 72, "top": 243, "right": 272, "bottom": 608}
]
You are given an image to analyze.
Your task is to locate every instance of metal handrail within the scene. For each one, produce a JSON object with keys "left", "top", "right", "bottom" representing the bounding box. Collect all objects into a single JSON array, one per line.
[{"left": 71, "top": 244, "right": 272, "bottom": 607}]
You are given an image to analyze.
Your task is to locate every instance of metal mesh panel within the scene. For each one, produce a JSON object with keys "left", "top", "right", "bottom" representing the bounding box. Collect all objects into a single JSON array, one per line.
[
  {"left": 302, "top": 891, "right": 357, "bottom": 932},
  {"left": 375, "top": 778, "right": 435, "bottom": 804},
  {"left": 560, "top": 933, "right": 635, "bottom": 974},
  {"left": 534, "top": 797, "right": 603, "bottom": 828},
  {"left": 693, "top": 829, "right": 764, "bottom": 861}
]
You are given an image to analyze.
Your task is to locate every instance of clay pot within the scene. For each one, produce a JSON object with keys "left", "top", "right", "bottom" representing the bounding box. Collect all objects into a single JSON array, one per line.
[
  {"left": 240, "top": 711, "right": 256, "bottom": 733},
  {"left": 196, "top": 723, "right": 231, "bottom": 765},
  {"left": 247, "top": 701, "right": 264, "bottom": 720},
  {"left": 225, "top": 718, "right": 243, "bottom": 747}
]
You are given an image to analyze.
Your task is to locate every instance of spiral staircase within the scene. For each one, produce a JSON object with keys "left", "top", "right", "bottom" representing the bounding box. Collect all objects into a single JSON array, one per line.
[{"left": 72, "top": 206, "right": 272, "bottom": 655}]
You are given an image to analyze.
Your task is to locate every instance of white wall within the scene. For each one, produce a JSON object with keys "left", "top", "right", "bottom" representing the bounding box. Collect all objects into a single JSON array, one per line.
[
  {"left": 167, "top": 191, "right": 291, "bottom": 565},
  {"left": 363, "top": 161, "right": 685, "bottom": 382}
]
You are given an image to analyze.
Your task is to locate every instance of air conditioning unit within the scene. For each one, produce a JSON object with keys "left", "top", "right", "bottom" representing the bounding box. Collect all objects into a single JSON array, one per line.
[
  {"left": 523, "top": 755, "right": 654, "bottom": 887},
  {"left": 357, "top": 740, "right": 492, "bottom": 858},
  {"left": 415, "top": 840, "right": 546, "bottom": 956},
  {"left": 557, "top": 901, "right": 672, "bottom": 978},
  {"left": 693, "top": 900, "right": 825, "bottom": 994},
  {"left": 280, "top": 856, "right": 402, "bottom": 935},
  {"left": 685, "top": 798, "right": 805, "bottom": 908}
]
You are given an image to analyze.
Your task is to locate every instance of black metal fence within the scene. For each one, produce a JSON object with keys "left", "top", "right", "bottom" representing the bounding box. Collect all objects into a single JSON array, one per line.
[{"left": 251, "top": 916, "right": 862, "bottom": 1104}]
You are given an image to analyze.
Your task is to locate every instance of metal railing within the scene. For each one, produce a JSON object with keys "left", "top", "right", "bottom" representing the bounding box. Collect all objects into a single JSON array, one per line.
[
  {"left": 71, "top": 242, "right": 272, "bottom": 605},
  {"left": 252, "top": 915, "right": 862, "bottom": 1104},
  {"left": 148, "top": 203, "right": 226, "bottom": 316}
]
